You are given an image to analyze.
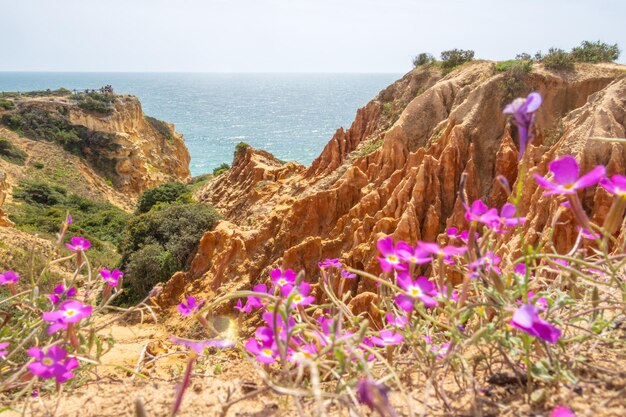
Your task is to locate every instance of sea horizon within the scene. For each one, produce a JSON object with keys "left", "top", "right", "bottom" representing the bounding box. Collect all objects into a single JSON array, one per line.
[{"left": 0, "top": 72, "right": 402, "bottom": 176}]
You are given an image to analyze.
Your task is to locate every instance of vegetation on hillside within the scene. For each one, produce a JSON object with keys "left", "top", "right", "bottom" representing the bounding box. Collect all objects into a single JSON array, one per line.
[{"left": 0, "top": 136, "right": 27, "bottom": 165}]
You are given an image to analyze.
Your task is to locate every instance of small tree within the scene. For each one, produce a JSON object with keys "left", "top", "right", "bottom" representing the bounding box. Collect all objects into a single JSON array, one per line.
[
  {"left": 542, "top": 48, "right": 575, "bottom": 71},
  {"left": 135, "top": 182, "right": 189, "bottom": 214},
  {"left": 412, "top": 53, "right": 434, "bottom": 67},
  {"left": 440, "top": 49, "right": 475, "bottom": 70},
  {"left": 571, "top": 40, "right": 620, "bottom": 63}
]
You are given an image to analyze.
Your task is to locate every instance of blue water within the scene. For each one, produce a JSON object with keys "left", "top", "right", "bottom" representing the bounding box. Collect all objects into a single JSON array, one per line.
[{"left": 0, "top": 73, "right": 400, "bottom": 176}]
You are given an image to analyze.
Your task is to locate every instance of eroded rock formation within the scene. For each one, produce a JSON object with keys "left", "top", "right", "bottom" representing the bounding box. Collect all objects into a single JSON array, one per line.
[
  {"left": 159, "top": 62, "right": 626, "bottom": 309},
  {"left": 0, "top": 171, "right": 13, "bottom": 227}
]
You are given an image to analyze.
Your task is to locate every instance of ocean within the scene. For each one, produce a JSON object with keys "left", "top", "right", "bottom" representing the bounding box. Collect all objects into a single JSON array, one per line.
[{"left": 0, "top": 73, "right": 400, "bottom": 176}]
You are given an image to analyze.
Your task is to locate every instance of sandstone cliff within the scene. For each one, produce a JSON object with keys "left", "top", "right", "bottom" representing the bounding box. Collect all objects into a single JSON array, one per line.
[
  {"left": 0, "top": 171, "right": 12, "bottom": 227},
  {"left": 0, "top": 92, "right": 191, "bottom": 198},
  {"left": 159, "top": 62, "right": 626, "bottom": 307}
]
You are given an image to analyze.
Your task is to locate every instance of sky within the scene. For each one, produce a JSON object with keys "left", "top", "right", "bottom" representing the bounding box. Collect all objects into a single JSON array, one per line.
[{"left": 2, "top": 0, "right": 625, "bottom": 72}]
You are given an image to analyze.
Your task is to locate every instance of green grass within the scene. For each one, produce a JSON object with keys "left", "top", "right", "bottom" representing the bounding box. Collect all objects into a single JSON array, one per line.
[
  {"left": 0, "top": 98, "right": 15, "bottom": 110},
  {"left": 495, "top": 59, "right": 533, "bottom": 73}
]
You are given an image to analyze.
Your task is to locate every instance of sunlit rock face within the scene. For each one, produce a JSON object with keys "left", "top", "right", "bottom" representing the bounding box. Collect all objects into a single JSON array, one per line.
[{"left": 159, "top": 62, "right": 626, "bottom": 310}]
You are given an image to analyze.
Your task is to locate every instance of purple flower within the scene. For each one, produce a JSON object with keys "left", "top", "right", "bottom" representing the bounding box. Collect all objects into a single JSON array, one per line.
[
  {"left": 177, "top": 296, "right": 203, "bottom": 317},
  {"left": 600, "top": 174, "right": 626, "bottom": 198},
  {"left": 371, "top": 330, "right": 404, "bottom": 346},
  {"left": 377, "top": 236, "right": 408, "bottom": 272},
  {"left": 510, "top": 304, "right": 561, "bottom": 343},
  {"left": 534, "top": 155, "right": 605, "bottom": 196},
  {"left": 65, "top": 236, "right": 91, "bottom": 252},
  {"left": 498, "top": 203, "right": 525, "bottom": 230},
  {"left": 395, "top": 273, "right": 438, "bottom": 311},
  {"left": 234, "top": 299, "right": 252, "bottom": 314},
  {"left": 42, "top": 300, "right": 93, "bottom": 334},
  {"left": 503, "top": 92, "right": 542, "bottom": 159},
  {"left": 66, "top": 214, "right": 73, "bottom": 225},
  {"left": 27, "top": 345, "right": 79, "bottom": 383},
  {"left": 100, "top": 269, "right": 123, "bottom": 287},
  {"left": 318, "top": 258, "right": 342, "bottom": 269},
  {"left": 431, "top": 342, "right": 451, "bottom": 359},
  {"left": 341, "top": 269, "right": 357, "bottom": 279},
  {"left": 551, "top": 406, "right": 576, "bottom": 417},
  {"left": 356, "top": 378, "right": 398, "bottom": 417},
  {"left": 0, "top": 270, "right": 19, "bottom": 285},
  {"left": 170, "top": 336, "right": 234, "bottom": 354},
  {"left": 287, "top": 343, "right": 317, "bottom": 364},
  {"left": 469, "top": 251, "right": 502, "bottom": 276},
  {"left": 48, "top": 284, "right": 77, "bottom": 305},
  {"left": 0, "top": 342, "right": 9, "bottom": 358}
]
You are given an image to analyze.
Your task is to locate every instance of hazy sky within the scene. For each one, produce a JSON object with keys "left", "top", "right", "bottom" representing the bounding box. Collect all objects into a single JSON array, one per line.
[{"left": 2, "top": 0, "right": 625, "bottom": 72}]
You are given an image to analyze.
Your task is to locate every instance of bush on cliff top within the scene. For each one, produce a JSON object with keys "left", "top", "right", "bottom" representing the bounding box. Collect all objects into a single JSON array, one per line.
[
  {"left": 571, "top": 40, "right": 620, "bottom": 63},
  {"left": 412, "top": 52, "right": 435, "bottom": 67},
  {"left": 440, "top": 49, "right": 475, "bottom": 70},
  {"left": 118, "top": 202, "right": 220, "bottom": 302},
  {"left": 541, "top": 47, "right": 575, "bottom": 71},
  {"left": 73, "top": 91, "right": 115, "bottom": 115}
]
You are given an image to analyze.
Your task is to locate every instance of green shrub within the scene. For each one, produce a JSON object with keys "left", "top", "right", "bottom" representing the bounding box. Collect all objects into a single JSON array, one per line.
[
  {"left": 13, "top": 180, "right": 67, "bottom": 206},
  {"left": 412, "top": 53, "right": 434, "bottom": 67},
  {"left": 212, "top": 163, "right": 230, "bottom": 176},
  {"left": 440, "top": 49, "right": 475, "bottom": 70},
  {"left": 0, "top": 98, "right": 15, "bottom": 110},
  {"left": 571, "top": 40, "right": 620, "bottom": 63},
  {"left": 73, "top": 92, "right": 114, "bottom": 115},
  {"left": 33, "top": 162, "right": 44, "bottom": 169},
  {"left": 495, "top": 59, "right": 533, "bottom": 73},
  {"left": 135, "top": 182, "right": 190, "bottom": 214},
  {"left": 515, "top": 53, "right": 532, "bottom": 61},
  {"left": 118, "top": 203, "right": 220, "bottom": 302},
  {"left": 235, "top": 142, "right": 250, "bottom": 155},
  {"left": 542, "top": 48, "right": 575, "bottom": 71},
  {"left": 145, "top": 116, "right": 174, "bottom": 142},
  {"left": 0, "top": 137, "right": 27, "bottom": 165}
]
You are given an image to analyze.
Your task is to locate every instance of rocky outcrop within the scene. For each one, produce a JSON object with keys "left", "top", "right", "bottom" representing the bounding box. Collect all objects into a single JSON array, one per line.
[
  {"left": 161, "top": 62, "right": 626, "bottom": 308},
  {"left": 0, "top": 171, "right": 12, "bottom": 227},
  {"left": 1, "top": 94, "right": 190, "bottom": 196}
]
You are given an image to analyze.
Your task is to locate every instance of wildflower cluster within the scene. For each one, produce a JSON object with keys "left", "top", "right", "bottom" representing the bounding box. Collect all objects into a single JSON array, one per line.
[
  {"left": 0, "top": 214, "right": 151, "bottom": 398},
  {"left": 195, "top": 91, "right": 626, "bottom": 416}
]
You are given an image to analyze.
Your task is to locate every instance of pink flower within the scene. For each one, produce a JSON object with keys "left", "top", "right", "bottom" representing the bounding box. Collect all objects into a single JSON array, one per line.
[
  {"left": 48, "top": 284, "right": 77, "bottom": 305},
  {"left": 551, "top": 406, "right": 575, "bottom": 417},
  {"left": 287, "top": 343, "right": 317, "bottom": 364},
  {"left": 510, "top": 304, "right": 561, "bottom": 343},
  {"left": 503, "top": 92, "right": 542, "bottom": 159},
  {"left": 177, "top": 296, "right": 203, "bottom": 317},
  {"left": 65, "top": 236, "right": 91, "bottom": 252},
  {"left": 245, "top": 327, "right": 278, "bottom": 364},
  {"left": 270, "top": 268, "right": 296, "bottom": 289},
  {"left": 464, "top": 200, "right": 500, "bottom": 228},
  {"left": 376, "top": 236, "right": 408, "bottom": 272},
  {"left": 371, "top": 330, "right": 404, "bottom": 346},
  {"left": 282, "top": 281, "right": 315, "bottom": 307},
  {"left": 469, "top": 251, "right": 502, "bottom": 276},
  {"left": 0, "top": 270, "right": 19, "bottom": 285},
  {"left": 600, "top": 174, "right": 626, "bottom": 198},
  {"left": 318, "top": 258, "right": 342, "bottom": 269},
  {"left": 577, "top": 226, "right": 600, "bottom": 240},
  {"left": 100, "top": 269, "right": 123, "bottom": 287},
  {"left": 170, "top": 336, "right": 234, "bottom": 354},
  {"left": 497, "top": 203, "right": 526, "bottom": 230},
  {"left": 395, "top": 273, "right": 438, "bottom": 311},
  {"left": 417, "top": 242, "right": 467, "bottom": 265},
  {"left": 42, "top": 300, "right": 93, "bottom": 334},
  {"left": 534, "top": 155, "right": 605, "bottom": 196},
  {"left": 396, "top": 242, "right": 431, "bottom": 265},
  {"left": 431, "top": 342, "right": 451, "bottom": 359},
  {"left": 27, "top": 345, "right": 79, "bottom": 383},
  {"left": 66, "top": 214, "right": 73, "bottom": 225},
  {"left": 0, "top": 342, "right": 9, "bottom": 358},
  {"left": 385, "top": 313, "right": 408, "bottom": 329}
]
